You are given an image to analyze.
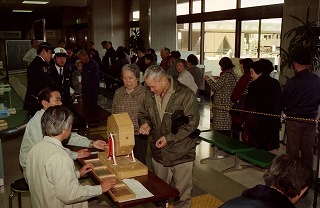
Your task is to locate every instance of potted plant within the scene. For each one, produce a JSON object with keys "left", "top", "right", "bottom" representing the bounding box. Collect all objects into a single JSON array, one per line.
[
  {"left": 125, "top": 28, "right": 145, "bottom": 63},
  {"left": 281, "top": 5, "right": 320, "bottom": 72}
]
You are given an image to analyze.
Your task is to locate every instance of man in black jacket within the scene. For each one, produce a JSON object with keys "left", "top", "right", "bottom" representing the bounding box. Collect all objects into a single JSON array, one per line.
[
  {"left": 281, "top": 48, "right": 320, "bottom": 168},
  {"left": 101, "top": 41, "right": 116, "bottom": 87},
  {"left": 220, "top": 154, "right": 311, "bottom": 208},
  {"left": 24, "top": 42, "right": 53, "bottom": 115}
]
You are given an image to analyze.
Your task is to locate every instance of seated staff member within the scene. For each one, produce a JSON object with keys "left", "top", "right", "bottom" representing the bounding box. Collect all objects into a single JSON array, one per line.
[
  {"left": 19, "top": 87, "right": 107, "bottom": 179},
  {"left": 26, "top": 105, "right": 116, "bottom": 207}
]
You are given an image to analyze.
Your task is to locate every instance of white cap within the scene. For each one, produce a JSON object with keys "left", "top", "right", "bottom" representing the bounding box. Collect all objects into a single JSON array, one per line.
[{"left": 52, "top": 47, "right": 67, "bottom": 59}]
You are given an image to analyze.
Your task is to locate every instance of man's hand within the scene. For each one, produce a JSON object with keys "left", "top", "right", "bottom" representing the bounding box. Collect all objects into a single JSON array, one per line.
[
  {"left": 77, "top": 149, "right": 91, "bottom": 158},
  {"left": 79, "top": 163, "right": 94, "bottom": 177},
  {"left": 156, "top": 136, "right": 167, "bottom": 148},
  {"left": 139, "top": 123, "right": 151, "bottom": 135},
  {"left": 100, "top": 177, "right": 117, "bottom": 193},
  {"left": 92, "top": 140, "right": 107, "bottom": 150}
]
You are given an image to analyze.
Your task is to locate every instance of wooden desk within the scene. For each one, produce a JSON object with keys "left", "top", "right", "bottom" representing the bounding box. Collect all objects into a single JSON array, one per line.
[
  {"left": 71, "top": 99, "right": 111, "bottom": 133},
  {"left": 76, "top": 153, "right": 180, "bottom": 208}
]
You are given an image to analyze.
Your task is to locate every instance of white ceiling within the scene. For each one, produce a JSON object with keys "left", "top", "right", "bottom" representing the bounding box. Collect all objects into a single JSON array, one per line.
[{"left": 0, "top": 0, "right": 87, "bottom": 13}]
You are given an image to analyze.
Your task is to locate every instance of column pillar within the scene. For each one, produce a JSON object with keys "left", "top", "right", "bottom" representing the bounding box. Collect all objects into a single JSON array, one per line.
[
  {"left": 139, "top": 0, "right": 176, "bottom": 51},
  {"left": 87, "top": 0, "right": 129, "bottom": 51}
]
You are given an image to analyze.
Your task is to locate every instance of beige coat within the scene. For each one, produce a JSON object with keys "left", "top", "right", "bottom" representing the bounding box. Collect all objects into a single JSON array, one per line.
[{"left": 26, "top": 136, "right": 102, "bottom": 208}]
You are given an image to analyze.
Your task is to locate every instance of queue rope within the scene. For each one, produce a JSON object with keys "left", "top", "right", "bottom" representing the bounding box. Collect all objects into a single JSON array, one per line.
[
  {"left": 99, "top": 70, "right": 122, "bottom": 82},
  {"left": 213, "top": 104, "right": 320, "bottom": 123}
]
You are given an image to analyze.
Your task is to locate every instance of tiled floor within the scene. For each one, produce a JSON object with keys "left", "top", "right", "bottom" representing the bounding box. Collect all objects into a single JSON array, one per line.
[{"left": 0, "top": 90, "right": 316, "bottom": 208}]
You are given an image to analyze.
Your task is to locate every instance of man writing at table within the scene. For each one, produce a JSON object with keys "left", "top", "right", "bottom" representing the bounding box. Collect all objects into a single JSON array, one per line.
[
  {"left": 19, "top": 87, "right": 107, "bottom": 179},
  {"left": 27, "top": 105, "right": 116, "bottom": 207},
  {"left": 139, "top": 65, "right": 200, "bottom": 208}
]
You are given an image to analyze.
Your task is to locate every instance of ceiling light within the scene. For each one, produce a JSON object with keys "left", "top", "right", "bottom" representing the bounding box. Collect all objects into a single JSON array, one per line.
[
  {"left": 12, "top": 9, "right": 33, "bottom": 12},
  {"left": 22, "top": 1, "right": 49, "bottom": 4}
]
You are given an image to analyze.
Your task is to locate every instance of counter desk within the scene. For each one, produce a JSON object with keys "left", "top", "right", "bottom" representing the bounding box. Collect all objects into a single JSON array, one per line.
[
  {"left": 76, "top": 153, "right": 180, "bottom": 208},
  {"left": 0, "top": 80, "right": 29, "bottom": 186},
  {"left": 67, "top": 137, "right": 180, "bottom": 208}
]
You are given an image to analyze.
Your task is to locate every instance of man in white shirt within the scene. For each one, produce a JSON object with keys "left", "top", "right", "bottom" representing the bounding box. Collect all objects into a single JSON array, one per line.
[
  {"left": 26, "top": 105, "right": 116, "bottom": 208},
  {"left": 20, "top": 87, "right": 107, "bottom": 179},
  {"left": 23, "top": 39, "right": 38, "bottom": 65}
]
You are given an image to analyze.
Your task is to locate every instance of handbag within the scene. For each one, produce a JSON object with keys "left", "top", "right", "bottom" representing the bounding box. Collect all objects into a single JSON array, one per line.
[{"left": 229, "top": 95, "right": 246, "bottom": 118}]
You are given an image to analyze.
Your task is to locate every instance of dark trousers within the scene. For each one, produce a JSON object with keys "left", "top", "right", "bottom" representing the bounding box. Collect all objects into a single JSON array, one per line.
[
  {"left": 285, "top": 120, "right": 316, "bottom": 168},
  {"left": 133, "top": 134, "right": 148, "bottom": 164},
  {"left": 231, "top": 123, "right": 242, "bottom": 140}
]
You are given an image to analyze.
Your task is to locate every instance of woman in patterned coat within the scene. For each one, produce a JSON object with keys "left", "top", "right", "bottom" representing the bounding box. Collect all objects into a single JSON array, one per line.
[
  {"left": 112, "top": 64, "right": 147, "bottom": 164},
  {"left": 204, "top": 57, "right": 237, "bottom": 137}
]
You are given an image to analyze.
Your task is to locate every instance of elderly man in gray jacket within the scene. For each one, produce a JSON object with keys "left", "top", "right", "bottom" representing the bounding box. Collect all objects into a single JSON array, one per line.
[{"left": 139, "top": 65, "right": 200, "bottom": 208}]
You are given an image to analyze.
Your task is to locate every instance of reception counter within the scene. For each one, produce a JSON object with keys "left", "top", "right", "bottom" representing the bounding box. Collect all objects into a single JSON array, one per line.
[{"left": 0, "top": 79, "right": 29, "bottom": 186}]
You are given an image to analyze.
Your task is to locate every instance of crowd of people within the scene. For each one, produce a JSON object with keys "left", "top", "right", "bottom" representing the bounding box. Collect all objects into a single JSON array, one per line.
[
  {"left": 20, "top": 39, "right": 319, "bottom": 208},
  {"left": 206, "top": 48, "right": 320, "bottom": 169}
]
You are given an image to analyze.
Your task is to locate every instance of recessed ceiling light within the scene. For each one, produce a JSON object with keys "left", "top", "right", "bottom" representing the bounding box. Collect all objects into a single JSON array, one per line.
[
  {"left": 22, "top": 1, "right": 49, "bottom": 4},
  {"left": 12, "top": 9, "right": 33, "bottom": 12}
]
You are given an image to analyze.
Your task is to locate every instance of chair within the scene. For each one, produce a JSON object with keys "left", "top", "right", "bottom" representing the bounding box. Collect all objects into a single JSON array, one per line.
[{"left": 9, "top": 178, "right": 29, "bottom": 208}]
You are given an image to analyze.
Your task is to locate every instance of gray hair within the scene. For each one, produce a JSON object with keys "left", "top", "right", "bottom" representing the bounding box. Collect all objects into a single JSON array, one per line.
[
  {"left": 144, "top": 65, "right": 170, "bottom": 81},
  {"left": 77, "top": 49, "right": 88, "bottom": 57},
  {"left": 41, "top": 106, "right": 74, "bottom": 137},
  {"left": 263, "top": 154, "right": 312, "bottom": 198},
  {"left": 122, "top": 64, "right": 140, "bottom": 79}
]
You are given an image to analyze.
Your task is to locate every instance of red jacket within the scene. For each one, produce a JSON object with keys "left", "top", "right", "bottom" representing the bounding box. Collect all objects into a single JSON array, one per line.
[{"left": 231, "top": 73, "right": 251, "bottom": 103}]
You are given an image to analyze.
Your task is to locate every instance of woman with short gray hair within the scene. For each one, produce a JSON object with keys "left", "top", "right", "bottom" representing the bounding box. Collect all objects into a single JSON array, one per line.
[{"left": 112, "top": 64, "right": 147, "bottom": 164}]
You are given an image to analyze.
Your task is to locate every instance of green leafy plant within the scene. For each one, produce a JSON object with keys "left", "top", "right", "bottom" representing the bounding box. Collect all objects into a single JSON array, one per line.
[
  {"left": 281, "top": 5, "right": 320, "bottom": 72},
  {"left": 125, "top": 28, "right": 145, "bottom": 55}
]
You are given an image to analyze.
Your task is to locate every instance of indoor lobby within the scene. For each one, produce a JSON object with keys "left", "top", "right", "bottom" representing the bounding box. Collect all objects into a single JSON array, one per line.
[
  {"left": 0, "top": 0, "right": 319, "bottom": 207},
  {"left": 0, "top": 87, "right": 316, "bottom": 207}
]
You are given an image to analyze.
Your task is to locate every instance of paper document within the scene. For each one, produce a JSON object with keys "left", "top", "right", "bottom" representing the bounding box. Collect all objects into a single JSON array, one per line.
[{"left": 119, "top": 178, "right": 154, "bottom": 202}]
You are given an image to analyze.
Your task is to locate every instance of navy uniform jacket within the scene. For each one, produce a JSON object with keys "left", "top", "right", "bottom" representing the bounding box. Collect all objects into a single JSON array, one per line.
[
  {"left": 50, "top": 64, "right": 72, "bottom": 105},
  {"left": 24, "top": 56, "right": 53, "bottom": 114}
]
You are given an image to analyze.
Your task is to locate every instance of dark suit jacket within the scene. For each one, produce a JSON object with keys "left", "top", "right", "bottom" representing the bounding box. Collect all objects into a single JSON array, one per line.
[
  {"left": 101, "top": 47, "right": 116, "bottom": 73},
  {"left": 50, "top": 64, "right": 72, "bottom": 105},
  {"left": 24, "top": 56, "right": 52, "bottom": 113}
]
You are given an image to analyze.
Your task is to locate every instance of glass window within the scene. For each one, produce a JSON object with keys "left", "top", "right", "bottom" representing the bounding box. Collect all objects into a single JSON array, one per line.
[
  {"left": 240, "top": 20, "right": 259, "bottom": 58},
  {"left": 241, "top": 0, "right": 284, "bottom": 8},
  {"left": 191, "top": 23, "right": 201, "bottom": 54},
  {"left": 177, "top": 23, "right": 189, "bottom": 51},
  {"left": 177, "top": 0, "right": 201, "bottom": 15},
  {"left": 205, "top": 0, "right": 236, "bottom": 12},
  {"left": 130, "top": 0, "right": 139, "bottom": 21},
  {"left": 177, "top": 0, "right": 189, "bottom": 15},
  {"left": 260, "top": 18, "right": 282, "bottom": 69},
  {"left": 204, "top": 20, "right": 236, "bottom": 75},
  {"left": 192, "top": 0, "right": 201, "bottom": 14}
]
